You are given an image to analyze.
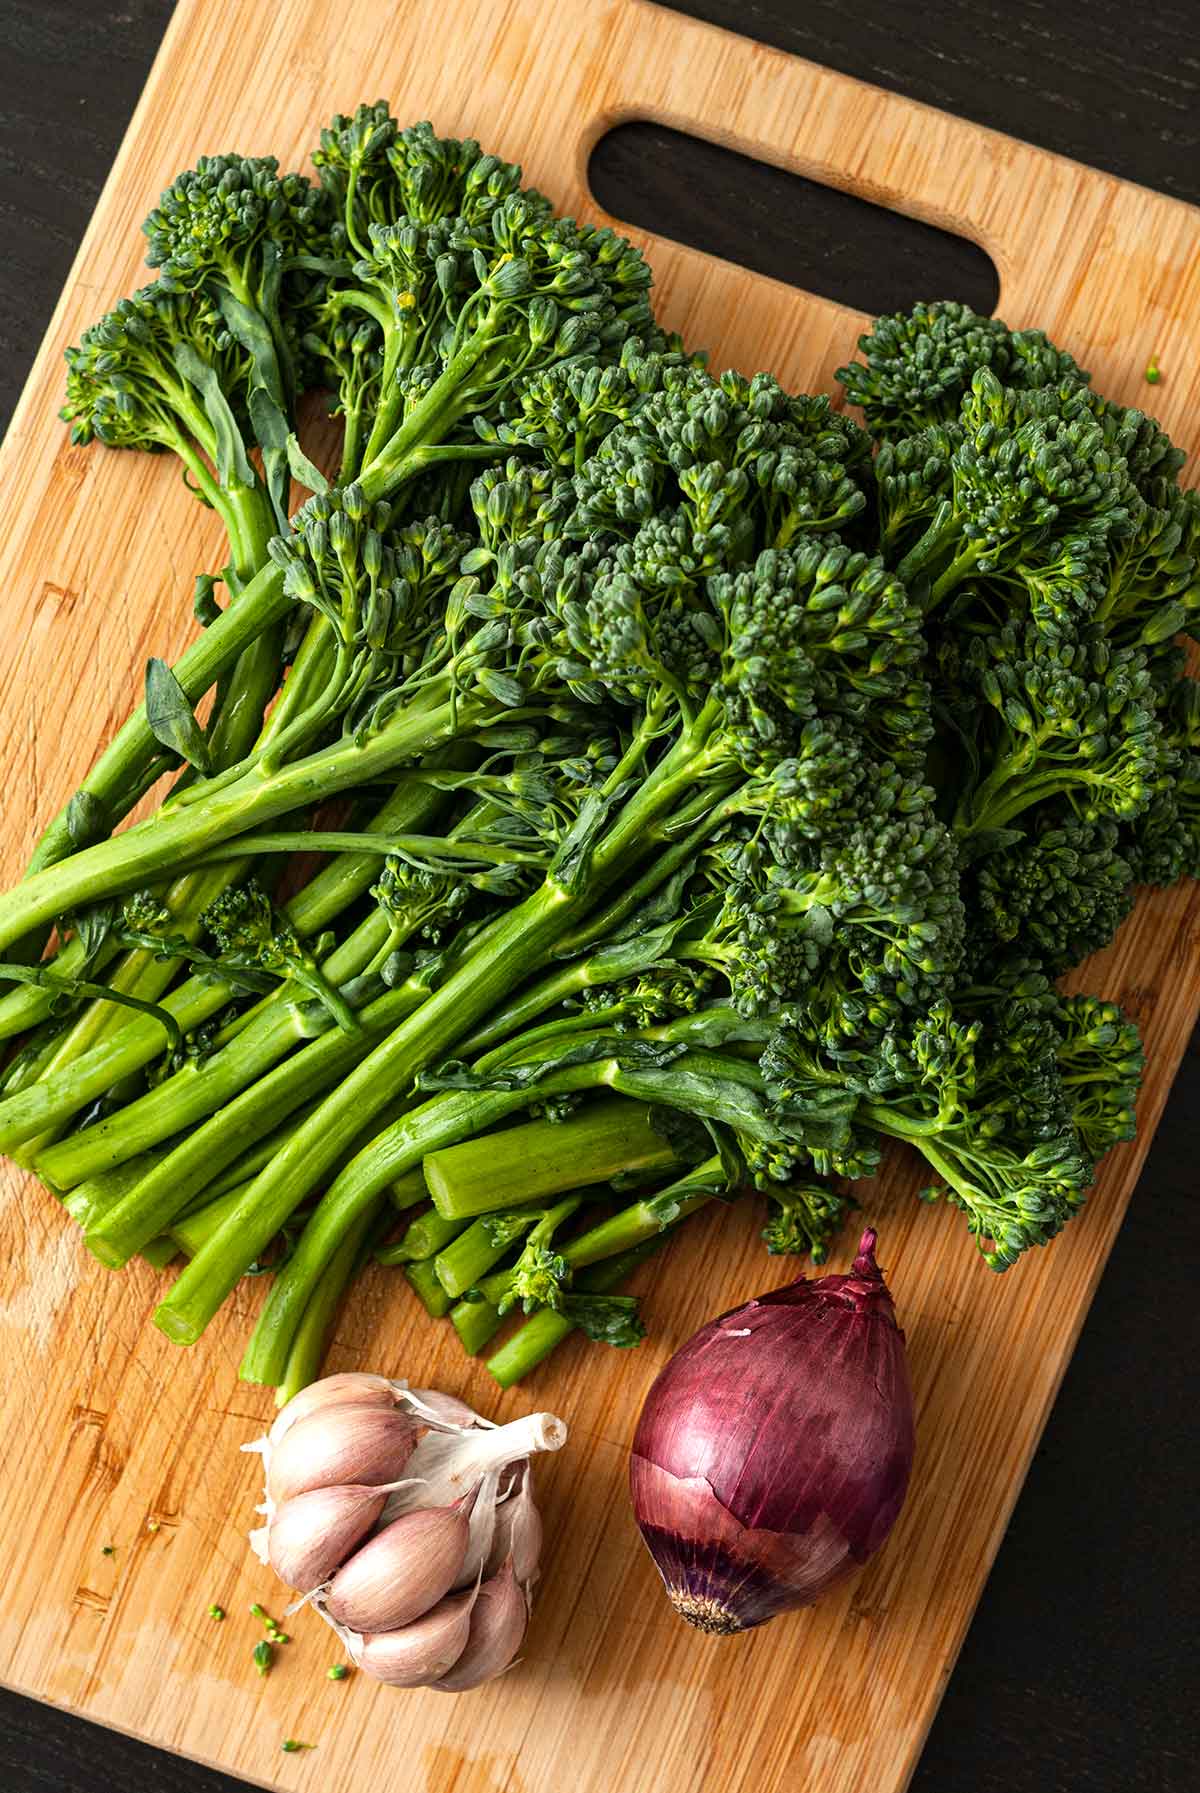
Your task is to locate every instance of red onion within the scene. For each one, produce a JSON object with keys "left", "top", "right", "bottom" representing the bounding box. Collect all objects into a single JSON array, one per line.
[{"left": 629, "top": 1228, "right": 913, "bottom": 1634}]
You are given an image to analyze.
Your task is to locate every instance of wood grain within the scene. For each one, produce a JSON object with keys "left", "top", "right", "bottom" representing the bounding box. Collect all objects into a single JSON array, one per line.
[{"left": 0, "top": 4, "right": 1198, "bottom": 1793}]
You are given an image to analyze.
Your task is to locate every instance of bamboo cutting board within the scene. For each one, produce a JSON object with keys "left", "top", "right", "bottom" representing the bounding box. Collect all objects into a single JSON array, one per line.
[{"left": 1, "top": 4, "right": 1198, "bottom": 1790}]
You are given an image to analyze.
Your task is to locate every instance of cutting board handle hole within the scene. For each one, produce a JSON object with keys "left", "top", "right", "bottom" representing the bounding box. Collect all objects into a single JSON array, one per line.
[{"left": 589, "top": 122, "right": 999, "bottom": 319}]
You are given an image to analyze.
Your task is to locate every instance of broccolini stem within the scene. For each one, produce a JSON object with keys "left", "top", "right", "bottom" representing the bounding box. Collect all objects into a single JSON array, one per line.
[
  {"left": 0, "top": 776, "right": 446, "bottom": 1151},
  {"left": 139, "top": 1235, "right": 179, "bottom": 1271},
  {"left": 201, "top": 490, "right": 283, "bottom": 771},
  {"left": 548, "top": 784, "right": 742, "bottom": 961},
  {"left": 59, "top": 1152, "right": 166, "bottom": 1231},
  {"left": 169, "top": 895, "right": 591, "bottom": 1354},
  {"left": 893, "top": 500, "right": 957, "bottom": 587},
  {"left": 475, "top": 1192, "right": 585, "bottom": 1307},
  {"left": 404, "top": 1254, "right": 454, "bottom": 1319},
  {"left": 15, "top": 861, "right": 251, "bottom": 1161},
  {"left": 191, "top": 830, "right": 546, "bottom": 869},
  {"left": 167, "top": 745, "right": 739, "bottom": 1363},
  {"left": 451, "top": 1289, "right": 504, "bottom": 1356},
  {"left": 375, "top": 1207, "right": 465, "bottom": 1266},
  {"left": 235, "top": 1017, "right": 739, "bottom": 1383},
  {"left": 169, "top": 1179, "right": 258, "bottom": 1258},
  {"left": 273, "top": 1197, "right": 387, "bottom": 1406},
  {"left": 433, "top": 1205, "right": 544, "bottom": 1299},
  {"left": 550, "top": 1152, "right": 725, "bottom": 1271},
  {"left": 423, "top": 1099, "right": 679, "bottom": 1221},
  {"left": 0, "top": 686, "right": 476, "bottom": 956},
  {"left": 486, "top": 1236, "right": 670, "bottom": 1387},
  {"left": 236, "top": 1064, "right": 612, "bottom": 1381},
  {"left": 355, "top": 305, "right": 509, "bottom": 496},
  {"left": 82, "top": 982, "right": 428, "bottom": 1265},
  {"left": 0, "top": 557, "right": 292, "bottom": 1008}
]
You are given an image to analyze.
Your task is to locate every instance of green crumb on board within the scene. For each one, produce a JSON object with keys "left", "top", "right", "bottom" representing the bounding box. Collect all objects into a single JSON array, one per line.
[
  {"left": 282, "top": 1739, "right": 313, "bottom": 1753},
  {"left": 1145, "top": 356, "right": 1162, "bottom": 384},
  {"left": 253, "top": 1640, "right": 274, "bottom": 1677},
  {"left": 327, "top": 1664, "right": 349, "bottom": 1680}
]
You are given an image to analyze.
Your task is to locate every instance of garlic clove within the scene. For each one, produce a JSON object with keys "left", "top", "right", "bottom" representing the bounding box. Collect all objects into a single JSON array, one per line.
[
  {"left": 266, "top": 1404, "right": 418, "bottom": 1505},
  {"left": 324, "top": 1502, "right": 470, "bottom": 1633},
  {"left": 485, "top": 1466, "right": 543, "bottom": 1591},
  {"left": 269, "top": 1373, "right": 397, "bottom": 1447},
  {"left": 431, "top": 1559, "right": 528, "bottom": 1692},
  {"left": 267, "top": 1484, "right": 387, "bottom": 1590},
  {"left": 354, "top": 1590, "right": 477, "bottom": 1687}
]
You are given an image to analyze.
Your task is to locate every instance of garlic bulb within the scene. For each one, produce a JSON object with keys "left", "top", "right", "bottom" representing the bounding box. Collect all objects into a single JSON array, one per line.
[{"left": 245, "top": 1375, "right": 565, "bottom": 1691}]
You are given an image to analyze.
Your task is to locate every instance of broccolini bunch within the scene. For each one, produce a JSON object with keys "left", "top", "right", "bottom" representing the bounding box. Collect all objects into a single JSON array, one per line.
[{"left": 0, "top": 120, "right": 1192, "bottom": 1395}]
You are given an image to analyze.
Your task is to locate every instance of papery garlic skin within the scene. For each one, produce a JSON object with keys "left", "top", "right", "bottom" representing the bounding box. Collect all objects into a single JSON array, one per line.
[
  {"left": 407, "top": 1388, "right": 485, "bottom": 1430},
  {"left": 485, "top": 1465, "right": 542, "bottom": 1590}
]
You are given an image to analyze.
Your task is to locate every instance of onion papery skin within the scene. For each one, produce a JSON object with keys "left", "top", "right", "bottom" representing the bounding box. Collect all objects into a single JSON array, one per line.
[{"left": 629, "top": 1229, "right": 914, "bottom": 1634}]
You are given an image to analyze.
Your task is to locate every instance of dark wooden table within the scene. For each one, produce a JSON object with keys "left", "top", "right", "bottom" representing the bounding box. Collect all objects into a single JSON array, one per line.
[{"left": 1, "top": 3, "right": 1196, "bottom": 1788}]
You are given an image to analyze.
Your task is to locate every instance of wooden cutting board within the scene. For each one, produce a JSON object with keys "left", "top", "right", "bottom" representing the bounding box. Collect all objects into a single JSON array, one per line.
[{"left": 1, "top": 3, "right": 1198, "bottom": 1790}]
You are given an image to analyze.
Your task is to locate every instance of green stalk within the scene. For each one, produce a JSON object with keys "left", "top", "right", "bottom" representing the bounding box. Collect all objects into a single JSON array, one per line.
[
  {"left": 139, "top": 1236, "right": 180, "bottom": 1271},
  {"left": 37, "top": 610, "right": 335, "bottom": 1080},
  {"left": 424, "top": 1099, "right": 679, "bottom": 1220},
  {"left": 405, "top": 1255, "right": 454, "bottom": 1319},
  {"left": 196, "top": 1103, "right": 317, "bottom": 1201},
  {"left": 486, "top": 1235, "right": 669, "bottom": 1387},
  {"left": 234, "top": 1019, "right": 755, "bottom": 1383},
  {"left": 227, "top": 1059, "right": 634, "bottom": 1373},
  {"left": 388, "top": 1168, "right": 428, "bottom": 1212},
  {"left": 451, "top": 1291, "right": 504, "bottom": 1356},
  {"left": 0, "top": 772, "right": 451, "bottom": 1153},
  {"left": 59, "top": 1151, "right": 167, "bottom": 1231},
  {"left": 433, "top": 1205, "right": 544, "bottom": 1299},
  {"left": 443, "top": 1193, "right": 583, "bottom": 1357},
  {"left": 38, "top": 990, "right": 355, "bottom": 1188},
  {"left": 178, "top": 1118, "right": 424, "bottom": 1263},
  {"left": 0, "top": 559, "right": 291, "bottom": 964},
  {"left": 17, "top": 862, "right": 253, "bottom": 1160},
  {"left": 553, "top": 1153, "right": 725, "bottom": 1271},
  {"left": 893, "top": 501, "right": 957, "bottom": 587},
  {"left": 356, "top": 303, "right": 509, "bottom": 492},
  {"left": 83, "top": 982, "right": 428, "bottom": 1266},
  {"left": 274, "top": 1199, "right": 389, "bottom": 1407},
  {"left": 165, "top": 723, "right": 736, "bottom": 1358},
  {"left": 165, "top": 884, "right": 587, "bottom": 1349},
  {"left": 28, "top": 790, "right": 485, "bottom": 1181},
  {"left": 375, "top": 1207, "right": 466, "bottom": 1266},
  {"left": 0, "top": 683, "right": 476, "bottom": 957},
  {"left": 169, "top": 1180, "right": 258, "bottom": 1258},
  {"left": 2, "top": 299, "right": 521, "bottom": 988}
]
